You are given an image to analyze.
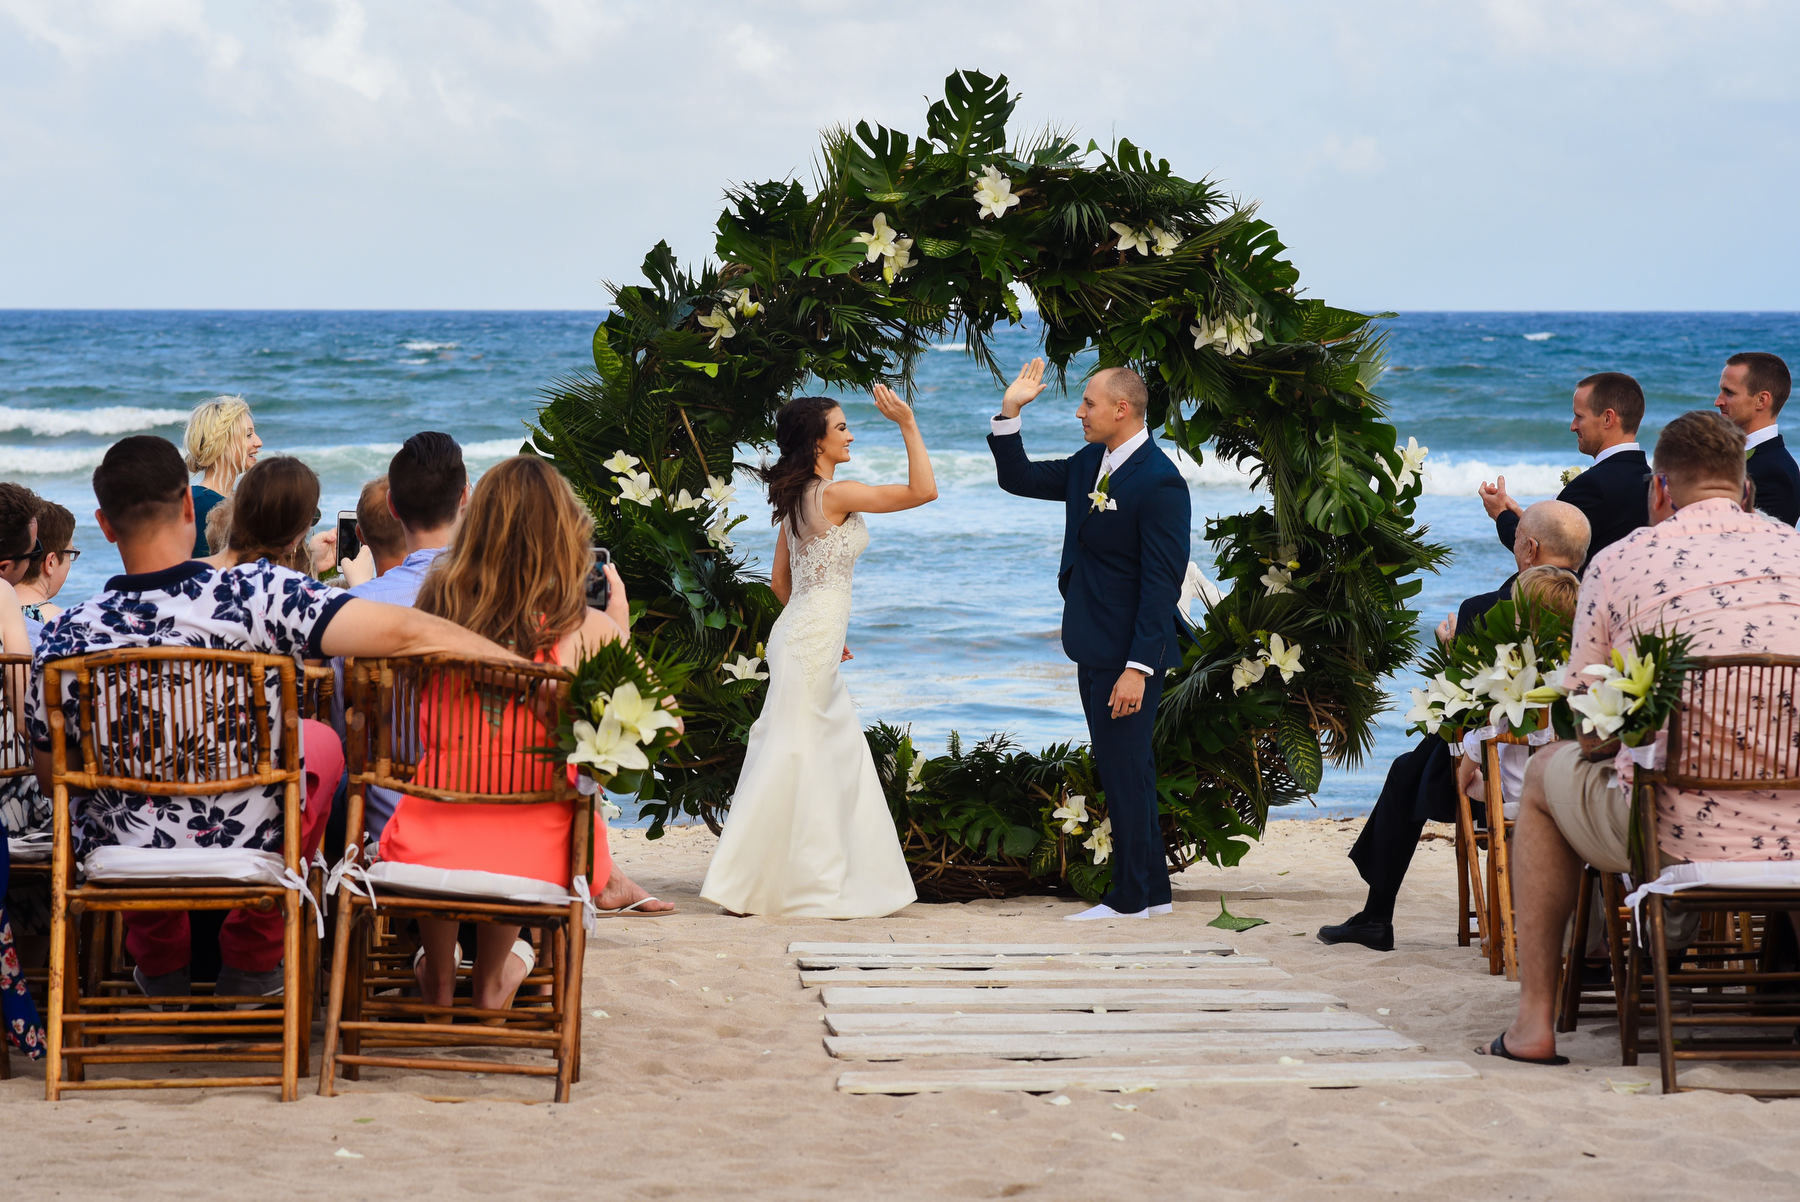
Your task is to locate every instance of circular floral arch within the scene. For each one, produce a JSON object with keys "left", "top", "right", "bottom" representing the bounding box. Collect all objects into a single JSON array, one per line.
[{"left": 529, "top": 71, "right": 1443, "bottom": 899}]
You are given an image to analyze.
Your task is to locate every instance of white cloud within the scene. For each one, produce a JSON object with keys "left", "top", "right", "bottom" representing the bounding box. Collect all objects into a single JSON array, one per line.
[
  {"left": 1316, "top": 134, "right": 1386, "bottom": 177},
  {"left": 288, "top": 0, "right": 404, "bottom": 102}
]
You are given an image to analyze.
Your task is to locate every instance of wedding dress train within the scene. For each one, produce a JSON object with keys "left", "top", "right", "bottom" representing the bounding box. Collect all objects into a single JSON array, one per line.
[{"left": 700, "top": 480, "right": 917, "bottom": 918}]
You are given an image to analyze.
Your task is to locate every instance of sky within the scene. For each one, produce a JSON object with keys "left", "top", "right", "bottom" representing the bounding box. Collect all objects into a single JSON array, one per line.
[{"left": 1, "top": 0, "right": 1795, "bottom": 312}]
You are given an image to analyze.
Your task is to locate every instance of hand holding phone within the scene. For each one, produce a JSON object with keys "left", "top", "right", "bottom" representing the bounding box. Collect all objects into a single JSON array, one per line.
[
  {"left": 336, "top": 511, "right": 362, "bottom": 566},
  {"left": 586, "top": 546, "right": 613, "bottom": 612}
]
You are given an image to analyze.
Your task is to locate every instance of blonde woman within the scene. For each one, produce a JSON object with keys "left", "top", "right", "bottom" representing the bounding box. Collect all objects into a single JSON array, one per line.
[{"left": 183, "top": 395, "right": 262, "bottom": 556}]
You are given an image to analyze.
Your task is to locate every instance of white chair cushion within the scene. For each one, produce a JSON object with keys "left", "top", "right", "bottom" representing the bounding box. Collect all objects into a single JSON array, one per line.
[
  {"left": 360, "top": 860, "right": 571, "bottom": 906},
  {"left": 1624, "top": 861, "right": 1800, "bottom": 911},
  {"left": 8, "top": 833, "right": 52, "bottom": 863},
  {"left": 81, "top": 846, "right": 292, "bottom": 886}
]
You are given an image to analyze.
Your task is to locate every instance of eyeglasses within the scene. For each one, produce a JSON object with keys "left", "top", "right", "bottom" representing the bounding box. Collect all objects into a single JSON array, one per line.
[
  {"left": 62, "top": 547, "right": 82, "bottom": 564},
  {"left": 313, "top": 508, "right": 322, "bottom": 527},
  {"left": 24, "top": 536, "right": 46, "bottom": 561}
]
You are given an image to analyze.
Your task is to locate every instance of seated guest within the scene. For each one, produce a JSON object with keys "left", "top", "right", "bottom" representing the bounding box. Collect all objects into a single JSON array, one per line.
[
  {"left": 13, "top": 501, "right": 78, "bottom": 644},
  {"left": 1451, "top": 565, "right": 1582, "bottom": 819},
  {"left": 204, "top": 455, "right": 327, "bottom": 576},
  {"left": 184, "top": 395, "right": 262, "bottom": 558},
  {"left": 27, "top": 436, "right": 520, "bottom": 1001},
  {"left": 338, "top": 475, "right": 407, "bottom": 587},
  {"left": 1486, "top": 410, "right": 1800, "bottom": 1064},
  {"left": 334, "top": 434, "right": 468, "bottom": 840},
  {"left": 1319, "top": 500, "right": 1590, "bottom": 950},
  {"left": 1714, "top": 351, "right": 1798, "bottom": 526},
  {"left": 0, "top": 483, "right": 44, "bottom": 588},
  {"left": 377, "top": 455, "right": 669, "bottom": 1013},
  {"left": 1480, "top": 372, "right": 1650, "bottom": 568}
]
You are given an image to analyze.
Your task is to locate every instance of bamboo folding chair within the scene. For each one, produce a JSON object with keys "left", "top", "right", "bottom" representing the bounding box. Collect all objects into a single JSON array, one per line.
[
  {"left": 1452, "top": 752, "right": 1490, "bottom": 953},
  {"left": 41, "top": 647, "right": 314, "bottom": 1101},
  {"left": 1555, "top": 865, "right": 1632, "bottom": 1035},
  {"left": 1622, "top": 654, "right": 1800, "bottom": 1096},
  {"left": 318, "top": 654, "right": 590, "bottom": 1102},
  {"left": 298, "top": 662, "right": 336, "bottom": 723},
  {"left": 2, "top": 651, "right": 36, "bottom": 1078},
  {"left": 1454, "top": 730, "right": 1531, "bottom": 978}
]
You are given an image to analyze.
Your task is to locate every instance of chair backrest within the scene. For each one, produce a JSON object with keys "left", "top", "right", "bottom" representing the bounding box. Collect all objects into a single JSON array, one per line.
[
  {"left": 345, "top": 654, "right": 588, "bottom": 879},
  {"left": 0, "top": 652, "right": 31, "bottom": 780},
  {"left": 40, "top": 646, "right": 301, "bottom": 794},
  {"left": 298, "top": 661, "right": 336, "bottom": 723}
]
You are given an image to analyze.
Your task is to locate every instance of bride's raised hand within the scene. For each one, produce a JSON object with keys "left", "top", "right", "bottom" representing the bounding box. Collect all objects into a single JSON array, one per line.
[
  {"left": 870, "top": 383, "right": 915, "bottom": 427},
  {"left": 1001, "top": 358, "right": 1047, "bottom": 417}
]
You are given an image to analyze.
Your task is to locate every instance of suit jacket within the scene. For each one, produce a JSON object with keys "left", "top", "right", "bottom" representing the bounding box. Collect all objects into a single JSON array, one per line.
[
  {"left": 1747, "top": 433, "right": 1800, "bottom": 526},
  {"left": 988, "top": 430, "right": 1191, "bottom": 671},
  {"left": 1496, "top": 448, "right": 1649, "bottom": 567},
  {"left": 1409, "top": 580, "right": 1513, "bottom": 825}
]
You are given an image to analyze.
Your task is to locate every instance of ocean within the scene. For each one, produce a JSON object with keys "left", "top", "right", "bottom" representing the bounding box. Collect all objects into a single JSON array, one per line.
[{"left": 4, "top": 309, "right": 1796, "bottom": 820}]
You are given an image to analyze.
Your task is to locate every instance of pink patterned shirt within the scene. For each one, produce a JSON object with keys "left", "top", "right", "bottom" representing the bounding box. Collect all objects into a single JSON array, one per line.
[{"left": 1569, "top": 497, "right": 1800, "bottom": 861}]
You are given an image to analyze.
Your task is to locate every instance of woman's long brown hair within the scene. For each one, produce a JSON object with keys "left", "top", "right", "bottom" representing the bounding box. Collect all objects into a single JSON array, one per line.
[{"left": 414, "top": 455, "right": 593, "bottom": 659}]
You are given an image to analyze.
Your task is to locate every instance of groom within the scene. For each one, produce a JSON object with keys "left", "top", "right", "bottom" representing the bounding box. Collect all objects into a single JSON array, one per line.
[{"left": 989, "top": 360, "right": 1191, "bottom": 920}]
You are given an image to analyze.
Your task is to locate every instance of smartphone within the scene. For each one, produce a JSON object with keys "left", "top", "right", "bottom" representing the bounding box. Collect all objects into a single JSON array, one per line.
[
  {"left": 336, "top": 511, "right": 361, "bottom": 565},
  {"left": 587, "top": 546, "right": 612, "bottom": 611}
]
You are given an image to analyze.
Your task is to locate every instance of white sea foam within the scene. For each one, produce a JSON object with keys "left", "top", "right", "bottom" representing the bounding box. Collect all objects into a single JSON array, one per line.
[
  {"left": 402, "top": 340, "right": 459, "bottom": 352},
  {"left": 0, "top": 446, "right": 111, "bottom": 475},
  {"left": 0, "top": 405, "right": 189, "bottom": 438},
  {"left": 930, "top": 342, "right": 966, "bottom": 352},
  {"left": 1523, "top": 331, "right": 1554, "bottom": 341},
  {"left": 398, "top": 358, "right": 431, "bottom": 365}
]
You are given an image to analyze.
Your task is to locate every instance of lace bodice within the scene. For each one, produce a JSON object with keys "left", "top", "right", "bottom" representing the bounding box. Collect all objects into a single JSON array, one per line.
[{"left": 777, "top": 480, "right": 867, "bottom": 680}]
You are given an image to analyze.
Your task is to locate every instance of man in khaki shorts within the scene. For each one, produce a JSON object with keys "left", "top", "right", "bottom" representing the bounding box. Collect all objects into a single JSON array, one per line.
[{"left": 1485, "top": 410, "right": 1800, "bottom": 1065}]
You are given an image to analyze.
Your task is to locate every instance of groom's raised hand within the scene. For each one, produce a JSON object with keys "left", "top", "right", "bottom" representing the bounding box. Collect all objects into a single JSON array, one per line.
[{"left": 1001, "top": 358, "right": 1049, "bottom": 419}]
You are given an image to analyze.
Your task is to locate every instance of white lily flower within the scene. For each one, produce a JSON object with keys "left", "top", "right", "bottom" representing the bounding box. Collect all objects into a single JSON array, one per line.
[
  {"left": 601, "top": 450, "right": 640, "bottom": 475},
  {"left": 883, "top": 237, "right": 915, "bottom": 283},
  {"left": 721, "top": 654, "right": 769, "bottom": 683},
  {"left": 604, "top": 681, "right": 680, "bottom": 746},
  {"left": 670, "top": 488, "right": 705, "bottom": 512},
  {"left": 1275, "top": 543, "right": 1300, "bottom": 570},
  {"left": 1487, "top": 661, "right": 1542, "bottom": 730},
  {"left": 906, "top": 756, "right": 925, "bottom": 794},
  {"left": 1264, "top": 633, "right": 1305, "bottom": 683},
  {"left": 1087, "top": 488, "right": 1116, "bottom": 513},
  {"left": 1430, "top": 672, "right": 1477, "bottom": 721},
  {"left": 1110, "top": 222, "right": 1152, "bottom": 257},
  {"left": 697, "top": 308, "right": 736, "bottom": 349},
  {"left": 724, "top": 288, "right": 762, "bottom": 318},
  {"left": 703, "top": 474, "right": 736, "bottom": 506},
  {"left": 1568, "top": 681, "right": 1632, "bottom": 739},
  {"left": 1190, "top": 314, "right": 1231, "bottom": 352},
  {"left": 1221, "top": 313, "right": 1262, "bottom": 357},
  {"left": 1148, "top": 223, "right": 1180, "bottom": 257},
  {"left": 1053, "top": 794, "right": 1090, "bottom": 834},
  {"left": 1084, "top": 816, "right": 1113, "bottom": 864},
  {"left": 614, "top": 471, "right": 661, "bottom": 507},
  {"left": 1260, "top": 564, "right": 1293, "bottom": 596},
  {"left": 1231, "top": 656, "right": 1267, "bottom": 694},
  {"left": 1405, "top": 686, "right": 1443, "bottom": 735},
  {"left": 568, "top": 714, "right": 650, "bottom": 778},
  {"left": 1179, "top": 561, "right": 1223, "bottom": 614},
  {"left": 1389, "top": 437, "right": 1429, "bottom": 491},
  {"left": 705, "top": 515, "right": 735, "bottom": 550},
  {"left": 853, "top": 212, "right": 900, "bottom": 261},
  {"left": 973, "top": 165, "right": 1020, "bottom": 220}
]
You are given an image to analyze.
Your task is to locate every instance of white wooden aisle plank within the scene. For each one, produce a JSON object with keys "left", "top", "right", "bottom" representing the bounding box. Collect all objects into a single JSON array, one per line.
[
  {"left": 835, "top": 1060, "right": 1480, "bottom": 1094},
  {"left": 799, "top": 966, "right": 1288, "bottom": 987},
  {"left": 823, "top": 1010, "right": 1381, "bottom": 1036},
  {"left": 789, "top": 942, "right": 1236, "bottom": 957},
  {"left": 797, "top": 953, "right": 1270, "bottom": 970},
  {"left": 825, "top": 1028, "right": 1421, "bottom": 1060},
  {"left": 819, "top": 986, "right": 1340, "bottom": 1010}
]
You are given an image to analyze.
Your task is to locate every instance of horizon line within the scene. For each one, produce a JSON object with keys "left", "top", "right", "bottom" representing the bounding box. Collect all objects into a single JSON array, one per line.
[{"left": 2, "top": 306, "right": 1799, "bottom": 316}]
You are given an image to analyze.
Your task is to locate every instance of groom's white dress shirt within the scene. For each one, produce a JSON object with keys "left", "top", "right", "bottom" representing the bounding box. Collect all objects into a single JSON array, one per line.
[
  {"left": 990, "top": 413, "right": 1156, "bottom": 677},
  {"left": 1746, "top": 425, "right": 1781, "bottom": 453}
]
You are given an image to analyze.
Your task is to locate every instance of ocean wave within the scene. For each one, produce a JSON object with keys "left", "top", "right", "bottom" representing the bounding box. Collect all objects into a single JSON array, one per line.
[
  {"left": 398, "top": 357, "right": 431, "bottom": 365},
  {"left": 1523, "top": 332, "right": 1554, "bottom": 341},
  {"left": 402, "top": 340, "right": 460, "bottom": 352},
  {"left": 0, "top": 404, "right": 190, "bottom": 438},
  {"left": 0, "top": 445, "right": 110, "bottom": 475},
  {"left": 1, "top": 435, "right": 530, "bottom": 480}
]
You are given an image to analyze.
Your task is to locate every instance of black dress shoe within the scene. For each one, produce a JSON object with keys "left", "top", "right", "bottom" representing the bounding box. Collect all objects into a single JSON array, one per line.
[{"left": 1317, "top": 914, "right": 1395, "bottom": 951}]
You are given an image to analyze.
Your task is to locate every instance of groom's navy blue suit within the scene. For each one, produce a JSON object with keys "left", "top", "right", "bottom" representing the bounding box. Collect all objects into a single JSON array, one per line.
[{"left": 989, "top": 426, "right": 1191, "bottom": 913}]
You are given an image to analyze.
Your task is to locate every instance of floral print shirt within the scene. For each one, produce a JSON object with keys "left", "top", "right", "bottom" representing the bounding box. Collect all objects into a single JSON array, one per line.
[
  {"left": 27, "top": 560, "right": 348, "bottom": 859},
  {"left": 1569, "top": 498, "right": 1800, "bottom": 861}
]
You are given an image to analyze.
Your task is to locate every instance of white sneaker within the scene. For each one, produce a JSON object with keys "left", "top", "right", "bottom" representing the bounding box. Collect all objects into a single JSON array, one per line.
[
  {"left": 1149, "top": 903, "right": 1173, "bottom": 916},
  {"left": 1065, "top": 903, "right": 1149, "bottom": 921}
]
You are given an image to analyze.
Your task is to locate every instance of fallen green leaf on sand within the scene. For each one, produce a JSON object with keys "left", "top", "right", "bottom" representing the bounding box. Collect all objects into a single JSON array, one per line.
[
  {"left": 1209, "top": 901, "right": 1268, "bottom": 932},
  {"left": 1606, "top": 1079, "right": 1653, "bottom": 1095}
]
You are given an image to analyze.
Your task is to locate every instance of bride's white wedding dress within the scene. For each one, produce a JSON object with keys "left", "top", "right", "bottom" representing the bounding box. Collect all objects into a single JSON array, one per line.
[{"left": 700, "top": 479, "right": 917, "bottom": 918}]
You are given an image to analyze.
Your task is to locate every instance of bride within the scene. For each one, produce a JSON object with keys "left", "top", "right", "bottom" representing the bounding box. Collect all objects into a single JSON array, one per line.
[{"left": 700, "top": 385, "right": 935, "bottom": 918}]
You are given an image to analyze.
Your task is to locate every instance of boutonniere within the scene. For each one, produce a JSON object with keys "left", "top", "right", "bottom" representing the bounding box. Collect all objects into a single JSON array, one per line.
[
  {"left": 1560, "top": 466, "right": 1583, "bottom": 487},
  {"left": 1087, "top": 486, "right": 1117, "bottom": 513}
]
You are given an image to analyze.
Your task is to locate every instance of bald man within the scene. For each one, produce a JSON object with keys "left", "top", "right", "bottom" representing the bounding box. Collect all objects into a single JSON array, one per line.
[{"left": 1319, "top": 500, "right": 1592, "bottom": 950}]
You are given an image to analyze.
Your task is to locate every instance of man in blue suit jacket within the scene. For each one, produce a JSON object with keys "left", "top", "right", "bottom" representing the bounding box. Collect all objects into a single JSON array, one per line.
[
  {"left": 1716, "top": 352, "right": 1800, "bottom": 526},
  {"left": 988, "top": 360, "right": 1191, "bottom": 920}
]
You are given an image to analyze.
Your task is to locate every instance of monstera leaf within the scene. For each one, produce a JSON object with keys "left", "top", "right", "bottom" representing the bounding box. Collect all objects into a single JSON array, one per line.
[{"left": 926, "top": 69, "right": 1013, "bottom": 158}]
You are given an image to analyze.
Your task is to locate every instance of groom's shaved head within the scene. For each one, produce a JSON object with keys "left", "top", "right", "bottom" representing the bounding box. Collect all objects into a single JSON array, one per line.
[{"left": 1095, "top": 368, "right": 1148, "bottom": 419}]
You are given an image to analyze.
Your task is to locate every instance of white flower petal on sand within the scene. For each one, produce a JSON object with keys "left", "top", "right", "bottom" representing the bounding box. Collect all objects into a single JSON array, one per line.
[
  {"left": 1053, "top": 794, "right": 1090, "bottom": 834},
  {"left": 1109, "top": 222, "right": 1152, "bottom": 257},
  {"left": 602, "top": 450, "right": 640, "bottom": 474},
  {"left": 721, "top": 653, "right": 769, "bottom": 682},
  {"left": 973, "top": 165, "right": 1021, "bottom": 220},
  {"left": 605, "top": 682, "right": 679, "bottom": 745},
  {"left": 697, "top": 309, "right": 736, "bottom": 349},
  {"left": 853, "top": 212, "right": 900, "bottom": 261},
  {"left": 1084, "top": 816, "right": 1113, "bottom": 864}
]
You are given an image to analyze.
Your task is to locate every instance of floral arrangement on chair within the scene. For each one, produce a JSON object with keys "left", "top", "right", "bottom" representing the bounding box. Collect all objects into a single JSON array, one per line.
[
  {"left": 1406, "top": 599, "right": 1573, "bottom": 741},
  {"left": 1562, "top": 630, "right": 1696, "bottom": 755},
  {"left": 553, "top": 641, "right": 690, "bottom": 813}
]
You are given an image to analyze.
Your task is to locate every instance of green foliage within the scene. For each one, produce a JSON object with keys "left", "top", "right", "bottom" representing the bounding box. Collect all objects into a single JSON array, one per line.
[{"left": 527, "top": 70, "right": 1445, "bottom": 890}]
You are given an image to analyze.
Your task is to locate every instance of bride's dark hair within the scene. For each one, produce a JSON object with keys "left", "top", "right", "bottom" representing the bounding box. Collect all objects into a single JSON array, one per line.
[{"left": 759, "top": 395, "right": 841, "bottom": 529}]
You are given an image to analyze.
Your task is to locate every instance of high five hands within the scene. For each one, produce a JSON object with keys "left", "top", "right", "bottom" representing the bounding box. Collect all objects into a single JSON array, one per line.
[{"left": 1002, "top": 358, "right": 1049, "bottom": 418}]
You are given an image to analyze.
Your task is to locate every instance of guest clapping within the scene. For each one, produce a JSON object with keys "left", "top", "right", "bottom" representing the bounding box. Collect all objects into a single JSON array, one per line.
[
  {"left": 1479, "top": 373, "right": 1649, "bottom": 569},
  {"left": 376, "top": 455, "right": 670, "bottom": 1013}
]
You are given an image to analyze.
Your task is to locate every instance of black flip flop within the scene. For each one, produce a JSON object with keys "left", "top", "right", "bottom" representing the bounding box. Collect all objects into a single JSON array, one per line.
[{"left": 1478, "top": 1032, "right": 1569, "bottom": 1066}]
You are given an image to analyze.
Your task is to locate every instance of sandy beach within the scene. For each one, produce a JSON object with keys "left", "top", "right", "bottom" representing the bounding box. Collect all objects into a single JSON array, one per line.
[{"left": 6, "top": 818, "right": 1799, "bottom": 1201}]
